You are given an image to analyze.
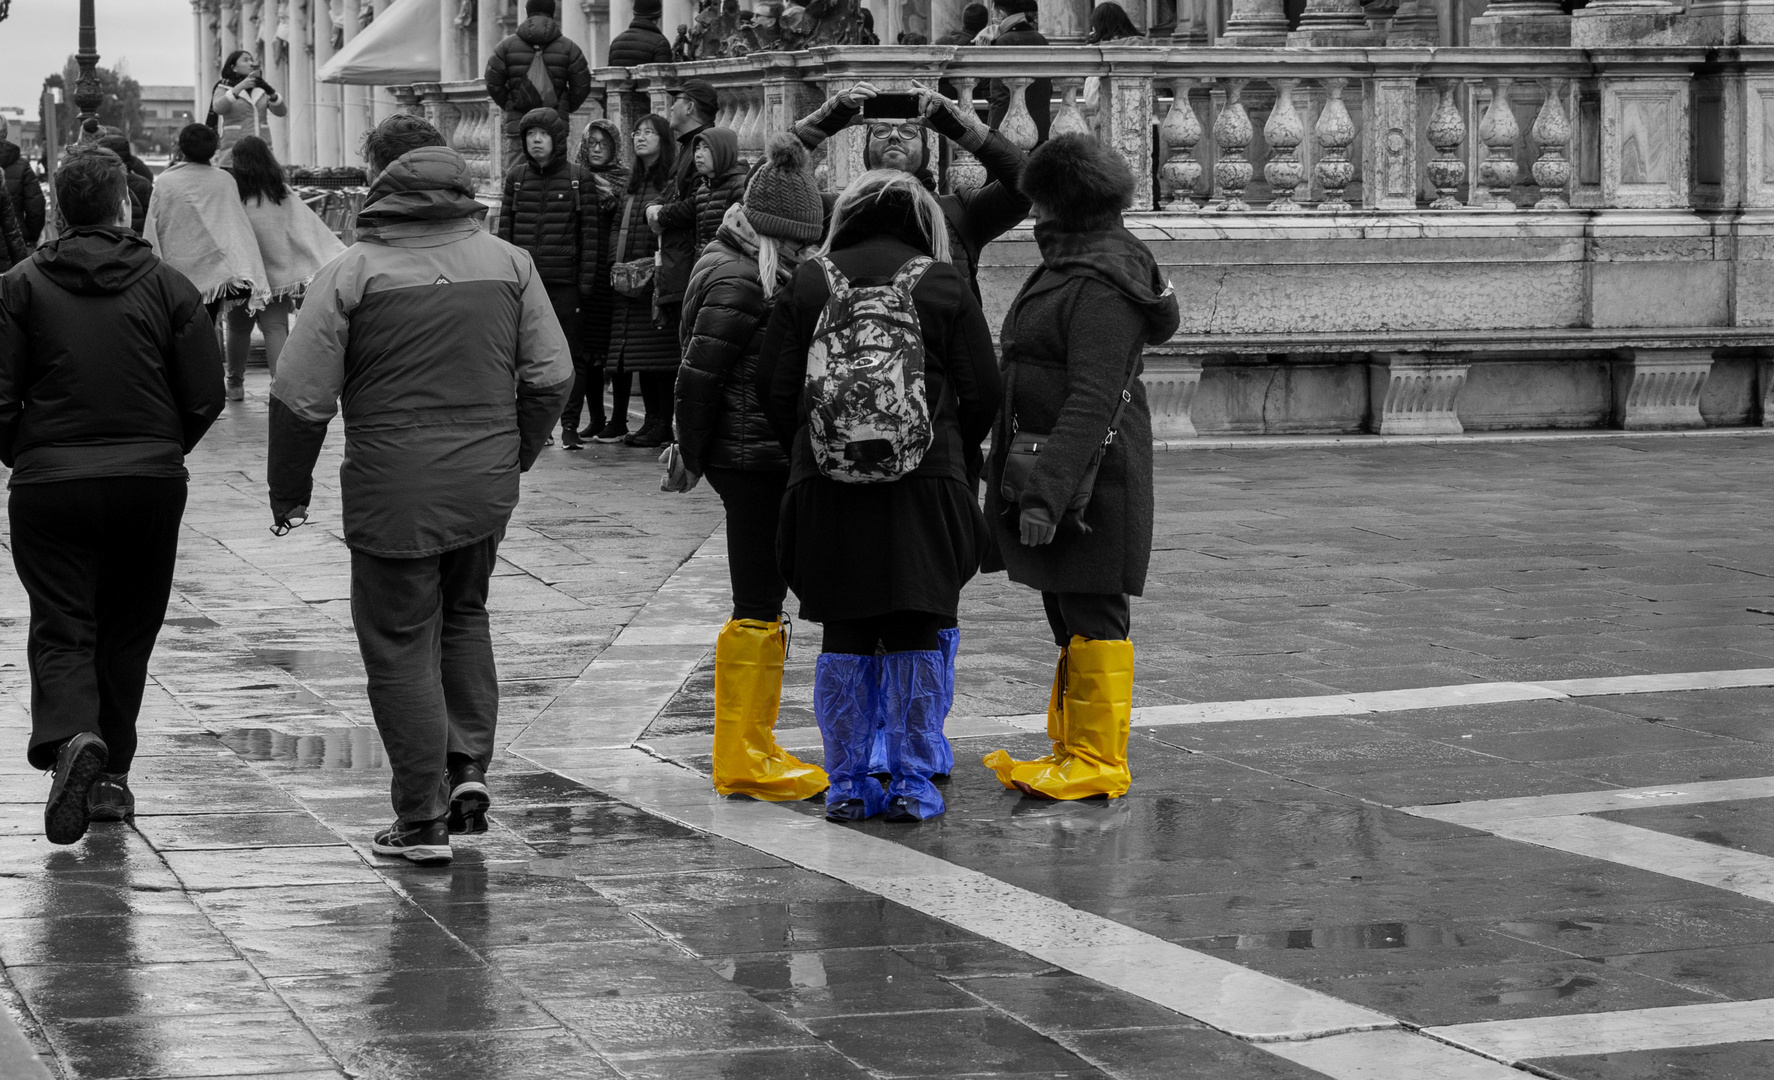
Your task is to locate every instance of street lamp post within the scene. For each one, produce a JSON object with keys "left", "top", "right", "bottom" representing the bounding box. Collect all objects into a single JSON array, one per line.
[{"left": 73, "top": 0, "right": 103, "bottom": 140}]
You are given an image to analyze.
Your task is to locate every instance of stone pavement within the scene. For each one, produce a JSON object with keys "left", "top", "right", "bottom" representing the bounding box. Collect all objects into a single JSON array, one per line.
[{"left": 4, "top": 371, "right": 1774, "bottom": 1079}]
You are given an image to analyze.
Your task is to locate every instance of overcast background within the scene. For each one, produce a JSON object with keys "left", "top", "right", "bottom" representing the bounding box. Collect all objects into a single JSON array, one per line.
[{"left": 0, "top": 0, "right": 195, "bottom": 112}]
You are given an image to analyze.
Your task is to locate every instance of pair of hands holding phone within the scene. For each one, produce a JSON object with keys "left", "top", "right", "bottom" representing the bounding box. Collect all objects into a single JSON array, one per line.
[{"left": 828, "top": 82, "right": 983, "bottom": 135}]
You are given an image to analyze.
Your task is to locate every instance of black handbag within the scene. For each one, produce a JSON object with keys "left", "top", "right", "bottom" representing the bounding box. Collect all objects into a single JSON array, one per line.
[
  {"left": 998, "top": 355, "right": 1140, "bottom": 531},
  {"left": 609, "top": 195, "right": 656, "bottom": 299}
]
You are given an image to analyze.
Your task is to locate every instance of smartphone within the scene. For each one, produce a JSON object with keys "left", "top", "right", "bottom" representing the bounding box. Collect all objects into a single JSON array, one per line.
[{"left": 863, "top": 93, "right": 922, "bottom": 120}]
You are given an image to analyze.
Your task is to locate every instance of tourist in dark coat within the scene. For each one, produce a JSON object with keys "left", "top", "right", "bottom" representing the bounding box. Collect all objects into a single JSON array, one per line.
[
  {"left": 593, "top": 114, "right": 678, "bottom": 446},
  {"left": 484, "top": 0, "right": 594, "bottom": 161},
  {"left": 0, "top": 135, "right": 46, "bottom": 246},
  {"left": 759, "top": 170, "right": 1002, "bottom": 824},
  {"left": 570, "top": 119, "right": 629, "bottom": 441},
  {"left": 935, "top": 2, "right": 989, "bottom": 43},
  {"left": 498, "top": 108, "right": 603, "bottom": 447},
  {"left": 644, "top": 80, "right": 718, "bottom": 443},
  {"left": 607, "top": 0, "right": 675, "bottom": 65},
  {"left": 0, "top": 148, "right": 225, "bottom": 843},
  {"left": 0, "top": 185, "right": 27, "bottom": 271},
  {"left": 97, "top": 136, "right": 154, "bottom": 236},
  {"left": 983, "top": 0, "right": 1051, "bottom": 144},
  {"left": 688, "top": 127, "right": 748, "bottom": 249},
  {"left": 981, "top": 134, "right": 1178, "bottom": 802},
  {"left": 671, "top": 133, "right": 828, "bottom": 803}
]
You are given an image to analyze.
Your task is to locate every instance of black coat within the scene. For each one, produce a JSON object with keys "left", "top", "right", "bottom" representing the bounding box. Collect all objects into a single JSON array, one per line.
[
  {"left": 497, "top": 109, "right": 602, "bottom": 292},
  {"left": 0, "top": 187, "right": 26, "bottom": 271},
  {"left": 984, "top": 222, "right": 1179, "bottom": 597},
  {"left": 484, "top": 16, "right": 593, "bottom": 143},
  {"left": 607, "top": 17, "right": 675, "bottom": 66},
  {"left": 986, "top": 18, "right": 1052, "bottom": 143},
  {"left": 653, "top": 122, "right": 713, "bottom": 306},
  {"left": 0, "top": 226, "right": 224, "bottom": 484},
  {"left": 758, "top": 226, "right": 1001, "bottom": 623},
  {"left": 675, "top": 232, "right": 789, "bottom": 476},
  {"left": 607, "top": 172, "right": 679, "bottom": 373},
  {"left": 0, "top": 142, "right": 45, "bottom": 246}
]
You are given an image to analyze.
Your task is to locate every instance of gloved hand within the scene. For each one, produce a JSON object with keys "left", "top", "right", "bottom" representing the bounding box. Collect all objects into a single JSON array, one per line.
[
  {"left": 1018, "top": 506, "right": 1057, "bottom": 547},
  {"left": 798, "top": 82, "right": 874, "bottom": 137},
  {"left": 917, "top": 86, "right": 987, "bottom": 143}
]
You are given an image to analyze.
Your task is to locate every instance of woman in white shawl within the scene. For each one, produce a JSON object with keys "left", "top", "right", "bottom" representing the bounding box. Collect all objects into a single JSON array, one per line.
[
  {"left": 209, "top": 49, "right": 288, "bottom": 167},
  {"left": 224, "top": 136, "right": 344, "bottom": 396}
]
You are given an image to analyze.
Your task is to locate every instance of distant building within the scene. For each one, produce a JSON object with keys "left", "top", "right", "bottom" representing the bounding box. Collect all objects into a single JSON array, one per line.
[{"left": 138, "top": 85, "right": 195, "bottom": 156}]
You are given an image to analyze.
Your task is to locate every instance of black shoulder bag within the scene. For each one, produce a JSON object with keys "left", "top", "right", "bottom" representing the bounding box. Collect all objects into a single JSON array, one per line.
[{"left": 998, "top": 352, "right": 1141, "bottom": 532}]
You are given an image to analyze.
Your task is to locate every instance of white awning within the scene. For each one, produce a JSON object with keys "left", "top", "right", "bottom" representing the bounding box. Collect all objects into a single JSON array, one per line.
[{"left": 316, "top": 0, "right": 439, "bottom": 85}]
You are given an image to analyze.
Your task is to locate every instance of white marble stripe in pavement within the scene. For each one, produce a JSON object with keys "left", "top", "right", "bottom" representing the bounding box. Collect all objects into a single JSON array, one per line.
[
  {"left": 1481, "top": 814, "right": 1774, "bottom": 904},
  {"left": 516, "top": 745, "right": 1528, "bottom": 1080},
  {"left": 1405, "top": 776, "right": 1774, "bottom": 826},
  {"left": 1425, "top": 999, "right": 1774, "bottom": 1061}
]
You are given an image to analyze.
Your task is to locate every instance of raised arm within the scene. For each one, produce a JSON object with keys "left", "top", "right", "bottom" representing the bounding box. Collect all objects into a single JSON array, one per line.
[{"left": 922, "top": 89, "right": 1032, "bottom": 252}]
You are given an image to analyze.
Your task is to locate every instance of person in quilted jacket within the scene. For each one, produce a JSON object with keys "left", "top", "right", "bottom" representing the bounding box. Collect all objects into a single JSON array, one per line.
[
  {"left": 498, "top": 108, "right": 604, "bottom": 448},
  {"left": 688, "top": 127, "right": 748, "bottom": 250},
  {"left": 0, "top": 184, "right": 27, "bottom": 272},
  {"left": 758, "top": 170, "right": 1001, "bottom": 825},
  {"left": 606, "top": 0, "right": 675, "bottom": 65},
  {"left": 671, "top": 133, "right": 828, "bottom": 803},
  {"left": 484, "top": 0, "right": 593, "bottom": 162},
  {"left": 567, "top": 120, "right": 629, "bottom": 443}
]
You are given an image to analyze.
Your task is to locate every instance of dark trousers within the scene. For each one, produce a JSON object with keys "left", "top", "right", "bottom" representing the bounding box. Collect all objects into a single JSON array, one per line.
[
  {"left": 1042, "top": 592, "right": 1131, "bottom": 647},
  {"left": 705, "top": 466, "right": 789, "bottom": 623},
  {"left": 12, "top": 478, "right": 187, "bottom": 772},
  {"left": 350, "top": 531, "right": 502, "bottom": 824},
  {"left": 546, "top": 285, "right": 601, "bottom": 434},
  {"left": 611, "top": 370, "right": 673, "bottom": 428},
  {"left": 822, "top": 612, "right": 944, "bottom": 655}
]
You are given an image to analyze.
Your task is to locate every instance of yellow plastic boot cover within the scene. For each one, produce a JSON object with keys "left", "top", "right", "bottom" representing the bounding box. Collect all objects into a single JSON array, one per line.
[
  {"left": 982, "top": 647, "right": 1068, "bottom": 791},
  {"left": 989, "top": 637, "right": 1133, "bottom": 800},
  {"left": 711, "top": 619, "right": 829, "bottom": 801}
]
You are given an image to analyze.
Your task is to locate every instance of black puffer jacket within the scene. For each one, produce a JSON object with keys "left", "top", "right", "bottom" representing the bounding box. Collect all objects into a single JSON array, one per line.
[
  {"left": 0, "top": 142, "right": 44, "bottom": 246},
  {"left": 607, "top": 171, "right": 679, "bottom": 373},
  {"left": 653, "top": 122, "right": 712, "bottom": 307},
  {"left": 691, "top": 128, "right": 748, "bottom": 249},
  {"left": 0, "top": 225, "right": 224, "bottom": 485},
  {"left": 607, "top": 17, "right": 674, "bottom": 66},
  {"left": 576, "top": 119, "right": 630, "bottom": 360},
  {"left": 675, "top": 215, "right": 790, "bottom": 476},
  {"left": 484, "top": 15, "right": 593, "bottom": 143},
  {"left": 0, "top": 187, "right": 27, "bottom": 271},
  {"left": 497, "top": 109, "right": 602, "bottom": 292}
]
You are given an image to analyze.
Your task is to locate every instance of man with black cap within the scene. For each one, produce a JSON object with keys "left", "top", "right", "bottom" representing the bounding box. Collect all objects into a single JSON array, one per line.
[
  {"left": 633, "top": 78, "right": 718, "bottom": 448},
  {"left": 485, "top": 0, "right": 593, "bottom": 161},
  {"left": 608, "top": 0, "right": 675, "bottom": 65}
]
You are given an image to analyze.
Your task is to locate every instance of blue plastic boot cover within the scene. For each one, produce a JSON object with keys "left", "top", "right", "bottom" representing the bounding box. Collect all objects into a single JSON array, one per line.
[
  {"left": 932, "top": 627, "right": 959, "bottom": 775},
  {"left": 880, "top": 650, "right": 948, "bottom": 819},
  {"left": 867, "top": 719, "right": 890, "bottom": 778},
  {"left": 814, "top": 653, "right": 890, "bottom": 820}
]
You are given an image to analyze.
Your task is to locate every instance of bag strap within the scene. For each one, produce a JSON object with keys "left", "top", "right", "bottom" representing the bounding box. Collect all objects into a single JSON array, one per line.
[
  {"left": 891, "top": 256, "right": 935, "bottom": 293},
  {"left": 1100, "top": 351, "right": 1141, "bottom": 448},
  {"left": 813, "top": 255, "right": 848, "bottom": 298},
  {"left": 614, "top": 194, "right": 635, "bottom": 261}
]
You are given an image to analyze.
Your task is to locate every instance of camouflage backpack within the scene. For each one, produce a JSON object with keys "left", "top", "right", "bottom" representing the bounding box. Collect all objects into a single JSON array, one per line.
[{"left": 802, "top": 255, "right": 936, "bottom": 483}]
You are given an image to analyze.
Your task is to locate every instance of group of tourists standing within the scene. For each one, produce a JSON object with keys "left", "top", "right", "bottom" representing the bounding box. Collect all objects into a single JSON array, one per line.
[{"left": 1, "top": 0, "right": 1176, "bottom": 862}]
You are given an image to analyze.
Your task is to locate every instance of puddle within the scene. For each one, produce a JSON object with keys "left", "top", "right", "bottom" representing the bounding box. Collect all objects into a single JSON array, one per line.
[
  {"left": 1197, "top": 922, "right": 1467, "bottom": 951},
  {"left": 163, "top": 616, "right": 220, "bottom": 629},
  {"left": 252, "top": 648, "right": 362, "bottom": 679},
  {"left": 1474, "top": 975, "right": 1598, "bottom": 1006},
  {"left": 1495, "top": 918, "right": 1603, "bottom": 938},
  {"left": 221, "top": 727, "right": 387, "bottom": 770}
]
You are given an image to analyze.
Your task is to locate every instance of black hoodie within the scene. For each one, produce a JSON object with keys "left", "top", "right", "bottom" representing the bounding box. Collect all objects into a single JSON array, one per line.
[{"left": 0, "top": 226, "right": 224, "bottom": 485}]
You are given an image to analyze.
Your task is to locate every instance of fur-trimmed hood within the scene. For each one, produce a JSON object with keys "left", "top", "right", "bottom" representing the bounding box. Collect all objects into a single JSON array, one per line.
[{"left": 1032, "top": 219, "right": 1178, "bottom": 346}]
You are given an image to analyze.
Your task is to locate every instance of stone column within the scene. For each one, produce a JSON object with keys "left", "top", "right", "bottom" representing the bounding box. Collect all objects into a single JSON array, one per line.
[
  {"left": 1570, "top": 0, "right": 1686, "bottom": 46},
  {"left": 193, "top": 2, "right": 215, "bottom": 117},
  {"left": 440, "top": 0, "right": 468, "bottom": 82},
  {"left": 287, "top": 0, "right": 315, "bottom": 165},
  {"left": 1289, "top": 0, "right": 1385, "bottom": 44},
  {"left": 1221, "top": 0, "right": 1289, "bottom": 44},
  {"left": 220, "top": 0, "right": 240, "bottom": 61},
  {"left": 372, "top": 0, "right": 396, "bottom": 123},
  {"left": 479, "top": 0, "right": 504, "bottom": 79},
  {"left": 1038, "top": 0, "right": 1089, "bottom": 42},
  {"left": 314, "top": 0, "right": 342, "bottom": 165},
  {"left": 341, "top": 0, "right": 368, "bottom": 164},
  {"left": 263, "top": 0, "right": 290, "bottom": 159},
  {"left": 1469, "top": 0, "right": 1571, "bottom": 47},
  {"left": 564, "top": 0, "right": 596, "bottom": 68}
]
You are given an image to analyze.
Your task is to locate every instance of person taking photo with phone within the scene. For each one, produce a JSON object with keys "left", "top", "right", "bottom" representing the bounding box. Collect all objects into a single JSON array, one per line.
[{"left": 208, "top": 49, "right": 287, "bottom": 167}]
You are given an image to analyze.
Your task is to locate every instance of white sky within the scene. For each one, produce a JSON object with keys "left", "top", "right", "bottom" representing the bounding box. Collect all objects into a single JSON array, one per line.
[{"left": 0, "top": 0, "right": 196, "bottom": 113}]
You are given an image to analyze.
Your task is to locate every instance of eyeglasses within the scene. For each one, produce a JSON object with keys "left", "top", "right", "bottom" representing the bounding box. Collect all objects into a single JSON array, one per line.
[{"left": 868, "top": 123, "right": 922, "bottom": 142}]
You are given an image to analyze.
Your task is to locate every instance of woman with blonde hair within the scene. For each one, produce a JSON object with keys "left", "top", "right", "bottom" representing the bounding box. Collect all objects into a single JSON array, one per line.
[{"left": 758, "top": 169, "right": 1002, "bottom": 823}]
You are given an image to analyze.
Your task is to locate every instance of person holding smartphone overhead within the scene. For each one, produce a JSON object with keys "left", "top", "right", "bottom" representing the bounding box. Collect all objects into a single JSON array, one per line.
[{"left": 208, "top": 49, "right": 287, "bottom": 167}]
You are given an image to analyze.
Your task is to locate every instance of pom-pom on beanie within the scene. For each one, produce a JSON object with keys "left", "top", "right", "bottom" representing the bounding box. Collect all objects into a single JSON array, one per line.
[
  {"left": 743, "top": 133, "right": 825, "bottom": 242},
  {"left": 1020, "top": 133, "right": 1135, "bottom": 230}
]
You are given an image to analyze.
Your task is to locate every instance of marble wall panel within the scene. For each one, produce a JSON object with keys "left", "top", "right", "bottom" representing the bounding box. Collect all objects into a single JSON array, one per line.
[{"left": 1601, "top": 77, "right": 1692, "bottom": 208}]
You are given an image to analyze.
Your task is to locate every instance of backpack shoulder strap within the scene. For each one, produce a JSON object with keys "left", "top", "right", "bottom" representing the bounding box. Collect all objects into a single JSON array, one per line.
[
  {"left": 892, "top": 256, "right": 936, "bottom": 292},
  {"left": 813, "top": 255, "right": 849, "bottom": 298}
]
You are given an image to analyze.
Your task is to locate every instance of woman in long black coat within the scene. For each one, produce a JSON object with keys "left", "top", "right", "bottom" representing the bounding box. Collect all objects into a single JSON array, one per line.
[
  {"left": 758, "top": 170, "right": 1002, "bottom": 824},
  {"left": 592, "top": 113, "right": 678, "bottom": 447},
  {"left": 981, "top": 134, "right": 1179, "bottom": 801}
]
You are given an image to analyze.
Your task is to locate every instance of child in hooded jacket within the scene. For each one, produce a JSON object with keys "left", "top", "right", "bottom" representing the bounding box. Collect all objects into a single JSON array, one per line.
[{"left": 686, "top": 127, "right": 749, "bottom": 251}]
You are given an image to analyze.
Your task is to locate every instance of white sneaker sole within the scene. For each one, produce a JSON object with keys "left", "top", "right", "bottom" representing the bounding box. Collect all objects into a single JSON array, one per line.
[{"left": 370, "top": 838, "right": 452, "bottom": 864}]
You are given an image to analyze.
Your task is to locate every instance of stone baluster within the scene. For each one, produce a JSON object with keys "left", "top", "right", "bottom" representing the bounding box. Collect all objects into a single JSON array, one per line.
[
  {"left": 1264, "top": 79, "right": 1305, "bottom": 211},
  {"left": 1159, "top": 80, "right": 1203, "bottom": 211},
  {"left": 1425, "top": 81, "right": 1467, "bottom": 210},
  {"left": 1531, "top": 78, "right": 1572, "bottom": 210},
  {"left": 1314, "top": 77, "right": 1356, "bottom": 212},
  {"left": 999, "top": 77, "right": 1041, "bottom": 152},
  {"left": 1221, "top": 0, "right": 1290, "bottom": 44},
  {"left": 1477, "top": 77, "right": 1520, "bottom": 210},
  {"left": 945, "top": 76, "right": 985, "bottom": 193},
  {"left": 1213, "top": 80, "right": 1254, "bottom": 212},
  {"left": 1051, "top": 77, "right": 1092, "bottom": 138}
]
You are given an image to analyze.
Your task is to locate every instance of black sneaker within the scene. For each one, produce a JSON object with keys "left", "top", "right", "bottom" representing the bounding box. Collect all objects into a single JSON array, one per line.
[
  {"left": 447, "top": 763, "right": 490, "bottom": 835},
  {"left": 623, "top": 422, "right": 669, "bottom": 449},
  {"left": 560, "top": 426, "right": 585, "bottom": 450},
  {"left": 591, "top": 420, "right": 629, "bottom": 443},
  {"left": 88, "top": 773, "right": 135, "bottom": 822},
  {"left": 371, "top": 819, "right": 452, "bottom": 865},
  {"left": 578, "top": 421, "right": 605, "bottom": 439},
  {"left": 45, "top": 733, "right": 108, "bottom": 845}
]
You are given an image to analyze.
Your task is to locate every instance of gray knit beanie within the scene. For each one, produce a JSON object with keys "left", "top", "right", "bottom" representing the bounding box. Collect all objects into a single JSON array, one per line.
[{"left": 743, "top": 133, "right": 824, "bottom": 242}]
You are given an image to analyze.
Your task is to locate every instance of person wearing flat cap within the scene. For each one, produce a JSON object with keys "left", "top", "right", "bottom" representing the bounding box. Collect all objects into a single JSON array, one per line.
[{"left": 642, "top": 79, "right": 721, "bottom": 430}]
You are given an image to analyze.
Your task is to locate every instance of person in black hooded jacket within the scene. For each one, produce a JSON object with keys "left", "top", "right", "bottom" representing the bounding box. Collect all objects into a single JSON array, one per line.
[
  {"left": 0, "top": 135, "right": 46, "bottom": 247},
  {"left": 980, "top": 134, "right": 1179, "bottom": 804},
  {"left": 498, "top": 108, "right": 603, "bottom": 447},
  {"left": 0, "top": 185, "right": 27, "bottom": 271},
  {"left": 0, "top": 147, "right": 225, "bottom": 845},
  {"left": 485, "top": 0, "right": 594, "bottom": 161},
  {"left": 688, "top": 127, "right": 748, "bottom": 249},
  {"left": 607, "top": 0, "right": 676, "bottom": 65}
]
